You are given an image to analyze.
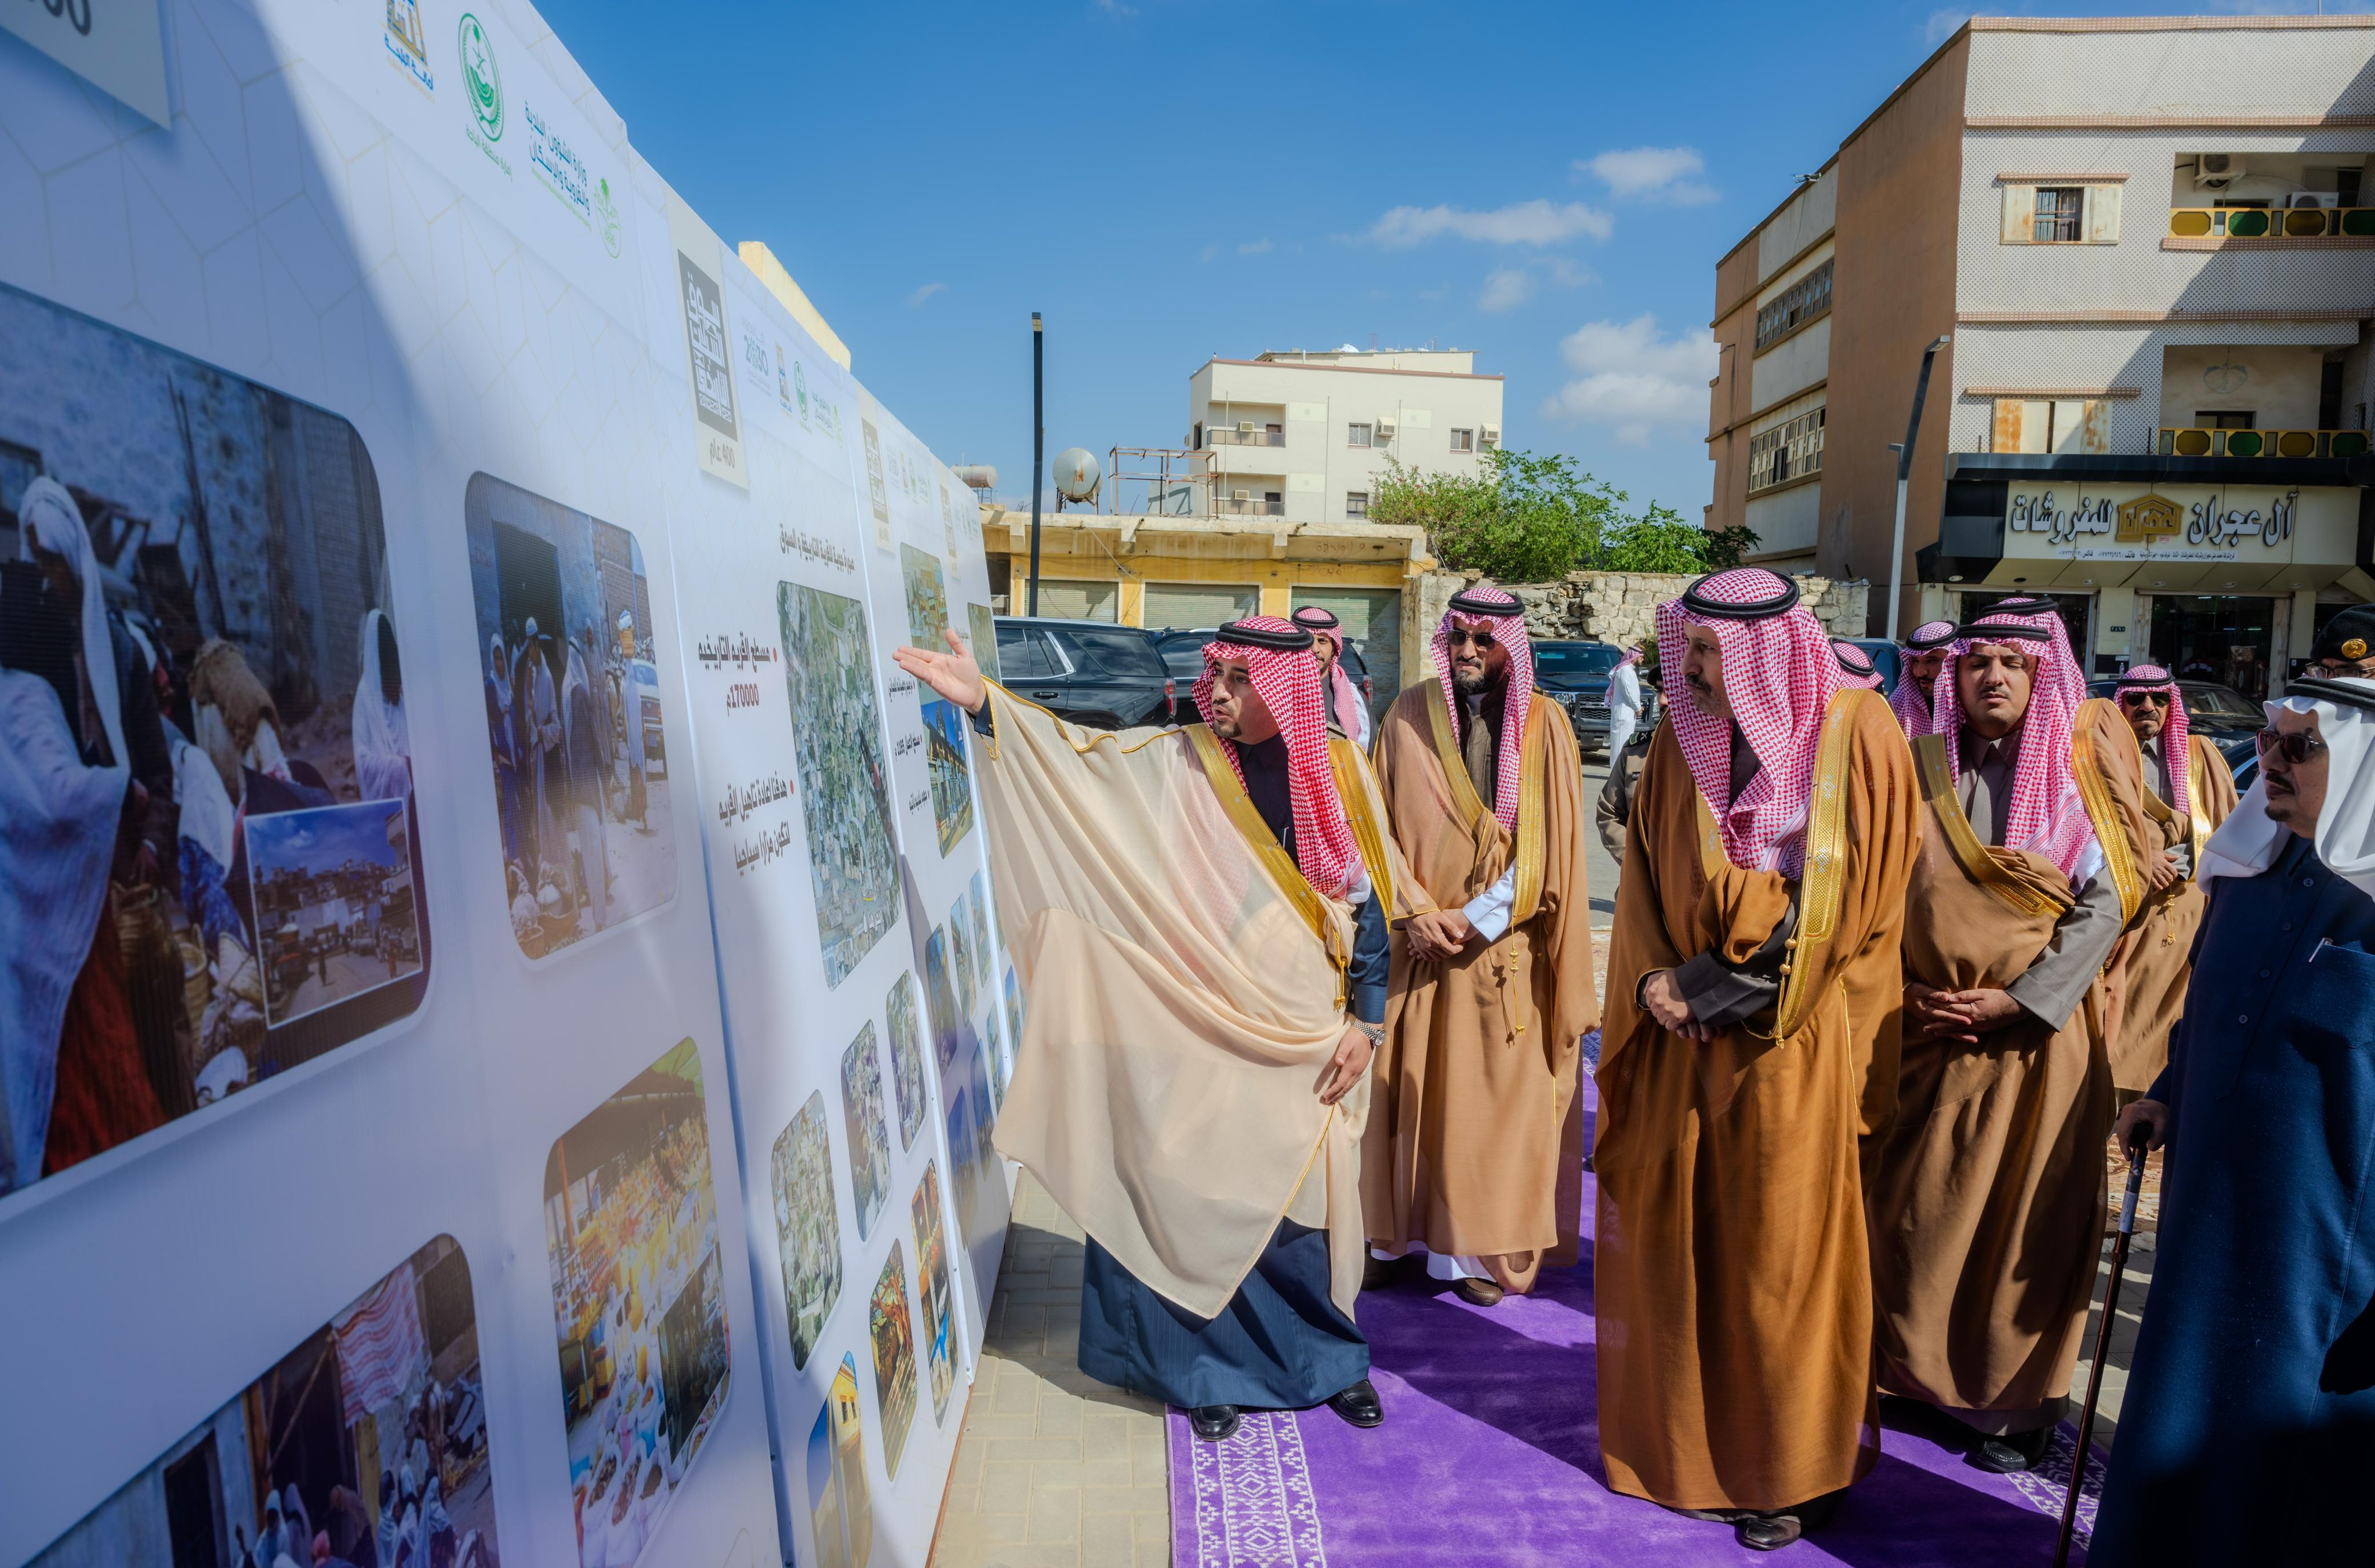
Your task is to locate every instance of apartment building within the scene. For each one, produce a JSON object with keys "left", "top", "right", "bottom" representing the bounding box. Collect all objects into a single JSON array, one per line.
[
  {"left": 1706, "top": 15, "right": 2375, "bottom": 694},
  {"left": 1188, "top": 347, "right": 1505, "bottom": 527}
]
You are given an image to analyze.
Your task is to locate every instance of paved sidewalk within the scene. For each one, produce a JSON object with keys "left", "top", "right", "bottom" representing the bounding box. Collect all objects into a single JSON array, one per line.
[{"left": 931, "top": 1174, "right": 1170, "bottom": 1568}]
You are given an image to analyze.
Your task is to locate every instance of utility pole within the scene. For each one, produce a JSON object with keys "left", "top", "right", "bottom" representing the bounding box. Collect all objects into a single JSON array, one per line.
[
  {"left": 1887, "top": 335, "right": 1952, "bottom": 640},
  {"left": 1028, "top": 312, "right": 1044, "bottom": 618}
]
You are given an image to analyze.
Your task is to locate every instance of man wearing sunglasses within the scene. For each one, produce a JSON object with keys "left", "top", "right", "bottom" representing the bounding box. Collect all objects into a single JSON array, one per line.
[
  {"left": 1364, "top": 587, "right": 1598, "bottom": 1310},
  {"left": 2102, "top": 667, "right": 2239, "bottom": 1115},
  {"left": 2307, "top": 602, "right": 2375, "bottom": 680},
  {"left": 2094, "top": 676, "right": 2375, "bottom": 1567}
]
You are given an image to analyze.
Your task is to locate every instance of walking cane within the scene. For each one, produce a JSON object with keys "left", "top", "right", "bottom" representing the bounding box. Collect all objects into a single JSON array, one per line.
[{"left": 2054, "top": 1128, "right": 2149, "bottom": 1568}]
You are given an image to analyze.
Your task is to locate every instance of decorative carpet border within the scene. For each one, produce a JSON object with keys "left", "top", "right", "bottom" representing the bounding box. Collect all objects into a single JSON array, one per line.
[
  {"left": 1172, "top": 1409, "right": 1330, "bottom": 1568},
  {"left": 2004, "top": 1427, "right": 2105, "bottom": 1547}
]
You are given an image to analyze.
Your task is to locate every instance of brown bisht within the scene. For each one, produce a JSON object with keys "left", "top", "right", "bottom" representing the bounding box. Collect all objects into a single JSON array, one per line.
[
  {"left": 1868, "top": 697, "right": 2156, "bottom": 1425},
  {"left": 1363, "top": 683, "right": 1598, "bottom": 1293},
  {"left": 1595, "top": 688, "right": 1918, "bottom": 1512},
  {"left": 2103, "top": 731, "right": 2239, "bottom": 1092}
]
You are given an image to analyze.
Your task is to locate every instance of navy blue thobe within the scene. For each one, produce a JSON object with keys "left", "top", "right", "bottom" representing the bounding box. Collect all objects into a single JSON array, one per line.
[
  {"left": 2090, "top": 833, "right": 2375, "bottom": 1566},
  {"left": 1077, "top": 731, "right": 1383, "bottom": 1411}
]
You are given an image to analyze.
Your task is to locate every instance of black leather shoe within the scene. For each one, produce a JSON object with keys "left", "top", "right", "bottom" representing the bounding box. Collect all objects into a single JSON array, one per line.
[
  {"left": 1363, "top": 1255, "right": 1402, "bottom": 1291},
  {"left": 1187, "top": 1404, "right": 1241, "bottom": 1443},
  {"left": 1454, "top": 1277, "right": 1505, "bottom": 1307},
  {"left": 1325, "top": 1378, "right": 1383, "bottom": 1428},
  {"left": 1974, "top": 1427, "right": 2053, "bottom": 1473},
  {"left": 1735, "top": 1513, "right": 1803, "bottom": 1552}
]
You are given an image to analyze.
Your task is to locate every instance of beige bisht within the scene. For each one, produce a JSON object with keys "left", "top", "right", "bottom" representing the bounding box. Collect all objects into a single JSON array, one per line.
[
  {"left": 2102, "top": 732, "right": 2240, "bottom": 1092},
  {"left": 1364, "top": 684, "right": 1599, "bottom": 1293},
  {"left": 1869, "top": 699, "right": 2154, "bottom": 1421},
  {"left": 976, "top": 685, "right": 1393, "bottom": 1319}
]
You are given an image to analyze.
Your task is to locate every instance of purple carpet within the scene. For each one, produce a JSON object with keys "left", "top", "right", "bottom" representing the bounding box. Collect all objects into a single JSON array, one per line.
[{"left": 1170, "top": 1081, "right": 2105, "bottom": 1566}]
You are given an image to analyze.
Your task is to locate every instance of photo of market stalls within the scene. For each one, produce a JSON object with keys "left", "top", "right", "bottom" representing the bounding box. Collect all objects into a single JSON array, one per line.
[
  {"left": 0, "top": 281, "right": 428, "bottom": 1203},
  {"left": 542, "top": 1039, "right": 731, "bottom": 1568},
  {"left": 31, "top": 1234, "right": 497, "bottom": 1567}
]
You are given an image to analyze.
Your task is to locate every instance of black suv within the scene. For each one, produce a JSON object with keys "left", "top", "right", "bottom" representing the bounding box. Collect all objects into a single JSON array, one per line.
[
  {"left": 993, "top": 618, "right": 1176, "bottom": 729},
  {"left": 1152, "top": 627, "right": 1374, "bottom": 720},
  {"left": 1533, "top": 640, "right": 1658, "bottom": 756}
]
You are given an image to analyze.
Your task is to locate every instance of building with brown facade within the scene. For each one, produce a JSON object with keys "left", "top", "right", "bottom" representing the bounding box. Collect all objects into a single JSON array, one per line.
[{"left": 1707, "top": 14, "right": 2375, "bottom": 689}]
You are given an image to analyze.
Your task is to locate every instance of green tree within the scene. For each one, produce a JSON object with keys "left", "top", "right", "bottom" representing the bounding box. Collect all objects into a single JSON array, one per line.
[
  {"left": 1600, "top": 504, "right": 1762, "bottom": 574},
  {"left": 1372, "top": 448, "right": 1625, "bottom": 582}
]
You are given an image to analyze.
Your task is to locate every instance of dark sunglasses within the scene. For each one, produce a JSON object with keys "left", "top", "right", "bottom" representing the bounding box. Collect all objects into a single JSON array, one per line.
[
  {"left": 2118, "top": 692, "right": 2170, "bottom": 709},
  {"left": 2256, "top": 727, "right": 2330, "bottom": 765},
  {"left": 1445, "top": 628, "right": 1498, "bottom": 649}
]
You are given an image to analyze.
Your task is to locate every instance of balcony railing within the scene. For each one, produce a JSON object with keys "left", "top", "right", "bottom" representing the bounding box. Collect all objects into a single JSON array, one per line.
[
  {"left": 2169, "top": 206, "right": 2375, "bottom": 239},
  {"left": 2158, "top": 427, "right": 2371, "bottom": 459},
  {"left": 1212, "top": 497, "right": 1285, "bottom": 517},
  {"left": 1205, "top": 429, "right": 1287, "bottom": 448}
]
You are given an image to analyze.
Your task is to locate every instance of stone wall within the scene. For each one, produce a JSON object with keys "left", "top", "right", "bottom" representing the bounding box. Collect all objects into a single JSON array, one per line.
[{"left": 1425, "top": 569, "right": 1870, "bottom": 657}]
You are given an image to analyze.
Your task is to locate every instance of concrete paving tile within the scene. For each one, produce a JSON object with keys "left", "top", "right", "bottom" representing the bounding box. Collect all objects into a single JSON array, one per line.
[
  {"left": 982, "top": 1509, "right": 1031, "bottom": 1544},
  {"left": 981, "top": 1460, "right": 1032, "bottom": 1509},
  {"left": 1081, "top": 1512, "right": 1136, "bottom": 1565},
  {"left": 1132, "top": 1510, "right": 1169, "bottom": 1543},
  {"left": 1028, "top": 1487, "right": 1083, "bottom": 1543},
  {"left": 988, "top": 1436, "right": 1084, "bottom": 1463},
  {"left": 1081, "top": 1485, "right": 1142, "bottom": 1515},
  {"left": 1033, "top": 1458, "right": 1085, "bottom": 1489}
]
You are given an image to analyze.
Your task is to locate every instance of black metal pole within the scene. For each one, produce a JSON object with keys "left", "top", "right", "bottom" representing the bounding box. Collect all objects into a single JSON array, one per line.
[
  {"left": 2053, "top": 1133, "right": 2149, "bottom": 1568},
  {"left": 1028, "top": 313, "right": 1044, "bottom": 618}
]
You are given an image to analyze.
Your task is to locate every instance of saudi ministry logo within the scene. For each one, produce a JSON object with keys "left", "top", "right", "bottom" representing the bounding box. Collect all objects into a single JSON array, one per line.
[
  {"left": 459, "top": 14, "right": 503, "bottom": 141},
  {"left": 597, "top": 177, "right": 622, "bottom": 257}
]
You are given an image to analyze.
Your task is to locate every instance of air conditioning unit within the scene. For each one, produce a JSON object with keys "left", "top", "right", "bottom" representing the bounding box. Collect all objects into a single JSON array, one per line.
[
  {"left": 1232, "top": 489, "right": 1250, "bottom": 502},
  {"left": 1237, "top": 421, "right": 1256, "bottom": 435},
  {"left": 2291, "top": 191, "right": 2340, "bottom": 209},
  {"left": 2195, "top": 152, "right": 2243, "bottom": 190},
  {"left": 1374, "top": 418, "right": 1398, "bottom": 440},
  {"left": 1481, "top": 424, "right": 1501, "bottom": 447}
]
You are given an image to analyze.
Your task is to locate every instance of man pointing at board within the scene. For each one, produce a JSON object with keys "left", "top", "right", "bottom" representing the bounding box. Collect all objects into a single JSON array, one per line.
[{"left": 895, "top": 618, "right": 1421, "bottom": 1442}]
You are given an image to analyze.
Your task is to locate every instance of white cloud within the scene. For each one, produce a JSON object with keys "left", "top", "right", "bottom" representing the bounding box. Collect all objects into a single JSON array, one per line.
[
  {"left": 907, "top": 282, "right": 946, "bottom": 307},
  {"left": 1578, "top": 146, "right": 1719, "bottom": 206},
  {"left": 1368, "top": 198, "right": 1612, "bottom": 248},
  {"left": 1544, "top": 257, "right": 1599, "bottom": 289},
  {"left": 1541, "top": 315, "right": 1717, "bottom": 445},
  {"left": 1478, "top": 267, "right": 1534, "bottom": 312},
  {"left": 1238, "top": 237, "right": 1273, "bottom": 255}
]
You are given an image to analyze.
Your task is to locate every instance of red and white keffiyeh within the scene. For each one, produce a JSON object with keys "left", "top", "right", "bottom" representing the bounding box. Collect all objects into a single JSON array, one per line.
[
  {"left": 1833, "top": 640, "right": 1884, "bottom": 691},
  {"left": 1193, "top": 617, "right": 1361, "bottom": 899},
  {"left": 1935, "top": 601, "right": 2101, "bottom": 885},
  {"left": 1655, "top": 568, "right": 1842, "bottom": 876},
  {"left": 1430, "top": 587, "right": 1536, "bottom": 833},
  {"left": 1891, "top": 619, "right": 1957, "bottom": 739},
  {"left": 1290, "top": 605, "right": 1370, "bottom": 745},
  {"left": 2115, "top": 663, "right": 2192, "bottom": 816}
]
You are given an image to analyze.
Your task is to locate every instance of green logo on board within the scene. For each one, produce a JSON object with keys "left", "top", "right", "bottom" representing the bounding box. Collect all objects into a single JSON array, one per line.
[{"left": 458, "top": 13, "right": 503, "bottom": 141}]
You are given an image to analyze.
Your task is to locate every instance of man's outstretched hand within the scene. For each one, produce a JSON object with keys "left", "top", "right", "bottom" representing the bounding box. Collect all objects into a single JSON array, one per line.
[{"left": 893, "top": 627, "right": 988, "bottom": 714}]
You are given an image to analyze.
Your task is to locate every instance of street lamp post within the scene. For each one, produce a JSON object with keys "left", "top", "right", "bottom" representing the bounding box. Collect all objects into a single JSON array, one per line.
[
  {"left": 1028, "top": 312, "right": 1044, "bottom": 618},
  {"left": 1887, "top": 334, "right": 1952, "bottom": 640}
]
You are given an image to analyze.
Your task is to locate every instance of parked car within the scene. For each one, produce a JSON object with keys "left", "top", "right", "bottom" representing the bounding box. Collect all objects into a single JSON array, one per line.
[
  {"left": 1842, "top": 637, "right": 1903, "bottom": 695},
  {"left": 1151, "top": 626, "right": 1374, "bottom": 720},
  {"left": 993, "top": 617, "right": 1175, "bottom": 729},
  {"left": 1533, "top": 640, "right": 1659, "bottom": 756},
  {"left": 2085, "top": 677, "right": 2264, "bottom": 747}
]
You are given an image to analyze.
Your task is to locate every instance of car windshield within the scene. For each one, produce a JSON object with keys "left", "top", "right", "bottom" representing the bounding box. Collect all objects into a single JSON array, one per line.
[
  {"left": 1058, "top": 627, "right": 1166, "bottom": 677},
  {"left": 2181, "top": 684, "right": 2263, "bottom": 723},
  {"left": 1534, "top": 644, "right": 1620, "bottom": 678}
]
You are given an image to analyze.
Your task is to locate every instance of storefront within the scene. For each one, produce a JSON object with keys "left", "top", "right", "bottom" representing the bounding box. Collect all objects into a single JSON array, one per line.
[{"left": 1918, "top": 452, "right": 2375, "bottom": 695}]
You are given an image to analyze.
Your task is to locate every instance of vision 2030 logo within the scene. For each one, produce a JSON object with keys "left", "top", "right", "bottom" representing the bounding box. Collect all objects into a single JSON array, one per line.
[{"left": 459, "top": 13, "right": 503, "bottom": 141}]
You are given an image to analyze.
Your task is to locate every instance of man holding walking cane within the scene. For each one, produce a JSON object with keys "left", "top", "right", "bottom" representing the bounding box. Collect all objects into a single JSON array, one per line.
[{"left": 2088, "top": 675, "right": 2375, "bottom": 1567}]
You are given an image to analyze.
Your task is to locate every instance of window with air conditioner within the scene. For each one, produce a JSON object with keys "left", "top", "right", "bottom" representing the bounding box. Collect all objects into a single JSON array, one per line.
[
  {"left": 1374, "top": 419, "right": 1397, "bottom": 441},
  {"left": 1480, "top": 425, "right": 1501, "bottom": 448},
  {"left": 1449, "top": 428, "right": 1476, "bottom": 453},
  {"left": 1346, "top": 491, "right": 1370, "bottom": 519},
  {"left": 1348, "top": 423, "right": 1373, "bottom": 448}
]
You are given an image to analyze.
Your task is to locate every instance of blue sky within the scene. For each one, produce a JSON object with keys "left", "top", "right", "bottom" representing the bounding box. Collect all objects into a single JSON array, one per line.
[{"left": 544, "top": 0, "right": 2342, "bottom": 522}]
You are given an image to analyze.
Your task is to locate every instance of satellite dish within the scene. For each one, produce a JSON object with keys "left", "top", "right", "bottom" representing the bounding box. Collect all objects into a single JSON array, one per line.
[{"left": 1052, "top": 448, "right": 1101, "bottom": 504}]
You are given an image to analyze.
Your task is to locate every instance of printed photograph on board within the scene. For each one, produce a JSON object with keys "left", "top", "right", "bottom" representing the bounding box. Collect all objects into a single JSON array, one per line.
[
  {"left": 967, "top": 872, "right": 992, "bottom": 990},
  {"left": 898, "top": 545, "right": 973, "bottom": 856},
  {"left": 775, "top": 583, "right": 899, "bottom": 986},
  {"left": 1000, "top": 967, "right": 1022, "bottom": 1095},
  {"left": 922, "top": 926, "right": 963, "bottom": 1073},
  {"left": 805, "top": 1355, "right": 872, "bottom": 1568},
  {"left": 965, "top": 603, "right": 998, "bottom": 681},
  {"left": 246, "top": 801, "right": 422, "bottom": 1028},
  {"left": 30, "top": 1235, "right": 497, "bottom": 1567},
  {"left": 945, "top": 1091, "right": 979, "bottom": 1233},
  {"left": 840, "top": 1023, "right": 891, "bottom": 1243},
  {"left": 769, "top": 1090, "right": 842, "bottom": 1372},
  {"left": 0, "top": 281, "right": 428, "bottom": 1201},
  {"left": 884, "top": 971, "right": 927, "bottom": 1152},
  {"left": 543, "top": 1039, "right": 731, "bottom": 1568},
  {"left": 946, "top": 894, "right": 976, "bottom": 1020},
  {"left": 867, "top": 1244, "right": 919, "bottom": 1478},
  {"left": 910, "top": 1163, "right": 954, "bottom": 1424},
  {"left": 467, "top": 474, "right": 676, "bottom": 961}
]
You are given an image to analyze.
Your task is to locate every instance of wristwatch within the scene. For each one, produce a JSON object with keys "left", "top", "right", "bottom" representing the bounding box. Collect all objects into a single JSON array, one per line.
[{"left": 1353, "top": 1019, "right": 1386, "bottom": 1047}]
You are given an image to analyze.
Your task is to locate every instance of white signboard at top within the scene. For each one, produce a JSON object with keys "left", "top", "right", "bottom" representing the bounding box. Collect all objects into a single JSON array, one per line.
[
  {"left": 2002, "top": 480, "right": 2356, "bottom": 566},
  {"left": 1, "top": 0, "right": 169, "bottom": 124}
]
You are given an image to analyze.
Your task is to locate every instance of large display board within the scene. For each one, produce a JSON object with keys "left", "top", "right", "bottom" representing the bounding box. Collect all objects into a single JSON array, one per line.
[{"left": 0, "top": 3, "right": 1013, "bottom": 1566}]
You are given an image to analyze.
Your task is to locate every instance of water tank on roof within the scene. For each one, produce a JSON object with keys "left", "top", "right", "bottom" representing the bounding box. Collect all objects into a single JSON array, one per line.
[
  {"left": 952, "top": 464, "right": 997, "bottom": 490},
  {"left": 1052, "top": 448, "right": 1101, "bottom": 504}
]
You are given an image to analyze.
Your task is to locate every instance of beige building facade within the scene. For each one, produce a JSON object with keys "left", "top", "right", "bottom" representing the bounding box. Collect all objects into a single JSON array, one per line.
[{"left": 1708, "top": 15, "right": 2375, "bottom": 694}]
